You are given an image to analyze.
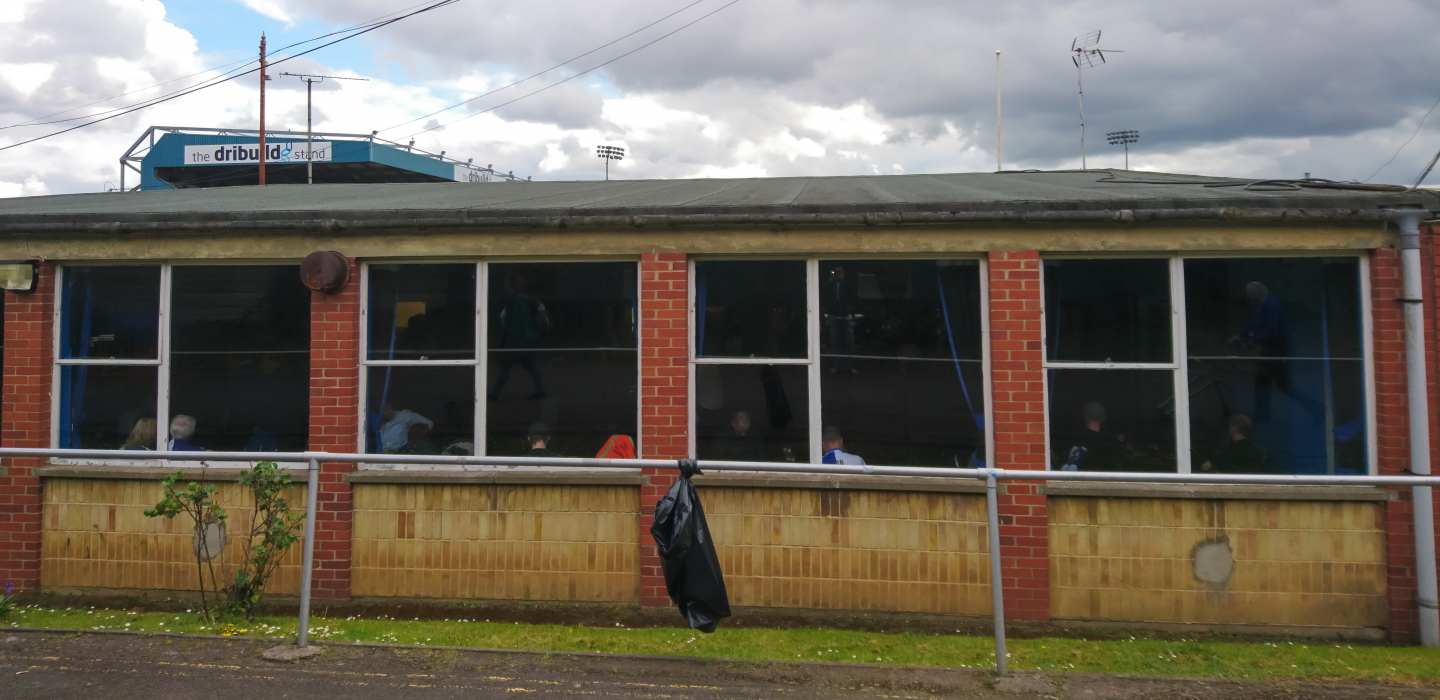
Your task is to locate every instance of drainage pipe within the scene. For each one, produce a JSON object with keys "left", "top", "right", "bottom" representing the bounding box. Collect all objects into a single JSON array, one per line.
[{"left": 1394, "top": 208, "right": 1439, "bottom": 648}]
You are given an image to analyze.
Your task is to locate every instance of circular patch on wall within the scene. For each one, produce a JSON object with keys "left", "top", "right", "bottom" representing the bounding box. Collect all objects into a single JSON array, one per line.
[{"left": 1192, "top": 536, "right": 1234, "bottom": 586}]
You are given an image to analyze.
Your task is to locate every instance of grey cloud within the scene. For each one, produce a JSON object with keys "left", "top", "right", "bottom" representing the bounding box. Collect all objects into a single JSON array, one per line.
[{"left": 489, "top": 81, "right": 606, "bottom": 130}]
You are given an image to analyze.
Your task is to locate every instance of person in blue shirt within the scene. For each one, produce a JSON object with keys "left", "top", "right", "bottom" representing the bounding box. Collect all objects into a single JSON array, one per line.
[
  {"left": 167, "top": 415, "right": 204, "bottom": 452},
  {"left": 821, "top": 426, "right": 866, "bottom": 465},
  {"left": 1229, "top": 281, "right": 1291, "bottom": 422}
]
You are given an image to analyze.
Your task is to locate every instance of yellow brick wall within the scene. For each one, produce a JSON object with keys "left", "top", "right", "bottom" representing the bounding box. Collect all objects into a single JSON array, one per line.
[
  {"left": 1050, "top": 498, "right": 1387, "bottom": 628},
  {"left": 350, "top": 484, "right": 640, "bottom": 602},
  {"left": 698, "top": 488, "right": 992, "bottom": 615},
  {"left": 42, "top": 478, "right": 306, "bottom": 594}
]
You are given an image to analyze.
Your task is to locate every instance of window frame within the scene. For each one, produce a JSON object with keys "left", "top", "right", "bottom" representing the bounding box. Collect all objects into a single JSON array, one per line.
[
  {"left": 1038, "top": 251, "right": 1377, "bottom": 475},
  {"left": 686, "top": 255, "right": 994, "bottom": 466},
  {"left": 49, "top": 260, "right": 310, "bottom": 466},
  {"left": 356, "top": 258, "right": 644, "bottom": 462}
]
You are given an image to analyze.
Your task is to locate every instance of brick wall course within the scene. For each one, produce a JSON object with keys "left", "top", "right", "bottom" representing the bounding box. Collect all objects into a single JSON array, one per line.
[
  {"left": 0, "top": 262, "right": 53, "bottom": 593},
  {"left": 307, "top": 258, "right": 361, "bottom": 600}
]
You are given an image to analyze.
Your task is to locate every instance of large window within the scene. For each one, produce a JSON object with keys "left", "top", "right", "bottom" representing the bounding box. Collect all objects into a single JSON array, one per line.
[
  {"left": 56, "top": 264, "right": 310, "bottom": 453},
  {"left": 361, "top": 261, "right": 637, "bottom": 460},
  {"left": 1042, "top": 255, "right": 1372, "bottom": 475},
  {"left": 692, "top": 258, "right": 988, "bottom": 466}
]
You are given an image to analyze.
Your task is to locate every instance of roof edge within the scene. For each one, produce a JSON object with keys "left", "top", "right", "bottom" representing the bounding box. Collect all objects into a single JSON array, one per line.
[{"left": 0, "top": 207, "right": 1414, "bottom": 236}]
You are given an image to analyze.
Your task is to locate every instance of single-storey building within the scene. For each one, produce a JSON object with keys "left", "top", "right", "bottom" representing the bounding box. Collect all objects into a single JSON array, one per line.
[{"left": 0, "top": 170, "right": 1436, "bottom": 642}]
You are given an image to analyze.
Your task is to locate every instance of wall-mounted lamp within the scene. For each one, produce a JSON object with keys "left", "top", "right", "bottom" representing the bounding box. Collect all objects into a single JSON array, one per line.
[{"left": 0, "top": 260, "right": 38, "bottom": 292}]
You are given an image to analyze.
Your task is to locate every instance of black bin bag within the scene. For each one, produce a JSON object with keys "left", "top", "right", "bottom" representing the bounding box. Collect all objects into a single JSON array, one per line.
[{"left": 650, "top": 459, "right": 731, "bottom": 633}]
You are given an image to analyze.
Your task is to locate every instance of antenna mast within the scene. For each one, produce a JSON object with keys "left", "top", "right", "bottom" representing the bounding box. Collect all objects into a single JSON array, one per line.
[{"left": 1070, "top": 30, "right": 1121, "bottom": 170}]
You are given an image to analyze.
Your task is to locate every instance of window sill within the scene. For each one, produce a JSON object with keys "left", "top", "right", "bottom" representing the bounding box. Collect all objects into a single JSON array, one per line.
[
  {"left": 690, "top": 471, "right": 988, "bottom": 494},
  {"left": 37, "top": 464, "right": 310, "bottom": 481},
  {"left": 1040, "top": 481, "right": 1396, "bottom": 502},
  {"left": 342, "top": 470, "right": 645, "bottom": 486}
]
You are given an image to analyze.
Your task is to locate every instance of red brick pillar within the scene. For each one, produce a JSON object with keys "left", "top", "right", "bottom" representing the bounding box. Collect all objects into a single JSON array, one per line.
[
  {"left": 987, "top": 251, "right": 1050, "bottom": 620},
  {"left": 0, "top": 262, "right": 53, "bottom": 594},
  {"left": 638, "top": 253, "right": 688, "bottom": 607},
  {"left": 307, "top": 258, "right": 361, "bottom": 600},
  {"left": 1379, "top": 233, "right": 1440, "bottom": 643}
]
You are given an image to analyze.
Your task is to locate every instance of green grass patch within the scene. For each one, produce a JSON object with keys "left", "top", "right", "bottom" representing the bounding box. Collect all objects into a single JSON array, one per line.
[{"left": 6, "top": 603, "right": 1438, "bottom": 685}]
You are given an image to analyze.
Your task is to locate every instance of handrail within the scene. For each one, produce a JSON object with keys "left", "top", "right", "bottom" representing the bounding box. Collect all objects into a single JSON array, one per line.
[{"left": 10, "top": 446, "right": 1438, "bottom": 667}]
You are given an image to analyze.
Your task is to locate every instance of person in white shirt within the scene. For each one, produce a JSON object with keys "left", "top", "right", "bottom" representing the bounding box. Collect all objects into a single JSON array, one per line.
[
  {"left": 820, "top": 426, "right": 866, "bottom": 466},
  {"left": 379, "top": 402, "right": 433, "bottom": 454}
]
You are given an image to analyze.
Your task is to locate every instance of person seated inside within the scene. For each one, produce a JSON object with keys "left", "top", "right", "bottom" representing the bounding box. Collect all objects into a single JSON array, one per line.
[
  {"left": 377, "top": 402, "right": 433, "bottom": 454},
  {"left": 526, "top": 422, "right": 561, "bottom": 458},
  {"left": 122, "top": 418, "right": 157, "bottom": 451},
  {"left": 398, "top": 422, "right": 438, "bottom": 455},
  {"left": 820, "top": 426, "right": 866, "bottom": 465},
  {"left": 1058, "top": 401, "right": 1123, "bottom": 471},
  {"left": 711, "top": 410, "right": 766, "bottom": 462},
  {"left": 1201, "top": 414, "right": 1266, "bottom": 474},
  {"left": 167, "top": 415, "right": 204, "bottom": 452}
]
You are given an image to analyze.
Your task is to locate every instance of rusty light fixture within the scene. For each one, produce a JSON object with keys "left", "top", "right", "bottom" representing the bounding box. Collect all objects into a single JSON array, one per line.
[{"left": 300, "top": 251, "right": 350, "bottom": 294}]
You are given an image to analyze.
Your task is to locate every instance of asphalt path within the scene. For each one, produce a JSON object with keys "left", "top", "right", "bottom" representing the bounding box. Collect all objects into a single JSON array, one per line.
[{"left": 2, "top": 630, "right": 1433, "bottom": 700}]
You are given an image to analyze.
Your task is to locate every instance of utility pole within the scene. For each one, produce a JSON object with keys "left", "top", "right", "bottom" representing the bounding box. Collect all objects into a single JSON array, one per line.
[
  {"left": 259, "top": 33, "right": 269, "bottom": 186},
  {"left": 280, "top": 73, "right": 369, "bottom": 184},
  {"left": 995, "top": 50, "right": 1002, "bottom": 171}
]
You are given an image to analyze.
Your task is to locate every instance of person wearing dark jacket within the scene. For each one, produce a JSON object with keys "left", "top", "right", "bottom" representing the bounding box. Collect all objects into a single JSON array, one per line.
[
  {"left": 1201, "top": 414, "right": 1266, "bottom": 474},
  {"left": 711, "top": 410, "right": 766, "bottom": 462}
]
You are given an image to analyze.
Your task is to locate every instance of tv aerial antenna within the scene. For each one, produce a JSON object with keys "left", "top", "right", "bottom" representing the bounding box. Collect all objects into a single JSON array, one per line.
[{"left": 1071, "top": 30, "right": 1122, "bottom": 170}]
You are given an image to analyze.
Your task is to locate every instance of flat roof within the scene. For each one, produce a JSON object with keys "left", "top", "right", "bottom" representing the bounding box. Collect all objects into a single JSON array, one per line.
[{"left": 0, "top": 171, "right": 1434, "bottom": 233}]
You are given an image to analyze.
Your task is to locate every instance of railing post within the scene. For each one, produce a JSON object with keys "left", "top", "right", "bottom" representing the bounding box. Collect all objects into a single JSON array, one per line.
[
  {"left": 297, "top": 457, "right": 320, "bottom": 647},
  {"left": 986, "top": 472, "right": 1007, "bottom": 676}
]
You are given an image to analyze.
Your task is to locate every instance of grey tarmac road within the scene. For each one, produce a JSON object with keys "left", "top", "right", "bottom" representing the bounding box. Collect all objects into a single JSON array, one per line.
[{"left": 1, "top": 630, "right": 1434, "bottom": 700}]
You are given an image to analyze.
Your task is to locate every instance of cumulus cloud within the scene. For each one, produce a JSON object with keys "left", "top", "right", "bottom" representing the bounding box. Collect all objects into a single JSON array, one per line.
[{"left": 2, "top": 0, "right": 1440, "bottom": 196}]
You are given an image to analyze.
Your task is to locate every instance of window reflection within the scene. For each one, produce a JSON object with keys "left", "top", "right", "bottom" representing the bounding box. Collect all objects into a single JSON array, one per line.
[
  {"left": 819, "top": 260, "right": 985, "bottom": 467},
  {"left": 60, "top": 266, "right": 160, "bottom": 360},
  {"left": 58, "top": 365, "right": 158, "bottom": 449},
  {"left": 695, "top": 260, "right": 807, "bottom": 359},
  {"left": 366, "top": 366, "right": 475, "bottom": 455},
  {"left": 1048, "top": 369, "right": 1176, "bottom": 472},
  {"left": 367, "top": 264, "right": 476, "bottom": 361},
  {"left": 486, "top": 262, "right": 637, "bottom": 458},
  {"left": 1185, "top": 258, "right": 1365, "bottom": 475},
  {"left": 1044, "top": 259, "right": 1171, "bottom": 363},
  {"left": 696, "top": 364, "right": 809, "bottom": 462},
  {"left": 170, "top": 266, "right": 310, "bottom": 452}
]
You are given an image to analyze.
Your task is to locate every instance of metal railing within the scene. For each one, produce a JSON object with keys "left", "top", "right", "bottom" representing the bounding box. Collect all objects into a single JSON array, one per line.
[{"left": 8, "top": 446, "right": 1440, "bottom": 672}]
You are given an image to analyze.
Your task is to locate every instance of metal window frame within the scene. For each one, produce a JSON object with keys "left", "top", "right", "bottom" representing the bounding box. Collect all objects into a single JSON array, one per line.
[
  {"left": 687, "top": 254, "right": 991, "bottom": 465},
  {"left": 1038, "top": 251, "right": 1376, "bottom": 476},
  {"left": 357, "top": 258, "right": 643, "bottom": 463},
  {"left": 50, "top": 260, "right": 306, "bottom": 466}
]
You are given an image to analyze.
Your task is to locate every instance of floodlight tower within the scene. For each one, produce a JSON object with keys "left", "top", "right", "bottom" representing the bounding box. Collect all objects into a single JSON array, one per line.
[
  {"left": 597, "top": 145, "right": 625, "bottom": 180},
  {"left": 1106, "top": 130, "right": 1139, "bottom": 170},
  {"left": 1071, "top": 31, "right": 1122, "bottom": 170}
]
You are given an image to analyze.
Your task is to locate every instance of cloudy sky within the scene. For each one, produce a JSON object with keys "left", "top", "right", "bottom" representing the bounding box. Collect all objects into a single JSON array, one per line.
[{"left": 1, "top": 0, "right": 1438, "bottom": 197}]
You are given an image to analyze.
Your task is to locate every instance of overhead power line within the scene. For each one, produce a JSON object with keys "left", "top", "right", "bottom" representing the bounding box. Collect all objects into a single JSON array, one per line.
[
  {"left": 1362, "top": 91, "right": 1440, "bottom": 183},
  {"left": 399, "top": 0, "right": 741, "bottom": 140},
  {"left": 0, "top": 0, "right": 452, "bottom": 132},
  {"left": 0, "top": 0, "right": 461, "bottom": 154},
  {"left": 379, "top": 0, "right": 708, "bottom": 134}
]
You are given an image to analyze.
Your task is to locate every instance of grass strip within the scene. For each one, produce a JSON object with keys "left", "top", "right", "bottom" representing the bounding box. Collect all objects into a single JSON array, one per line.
[{"left": 6, "top": 603, "right": 1438, "bottom": 685}]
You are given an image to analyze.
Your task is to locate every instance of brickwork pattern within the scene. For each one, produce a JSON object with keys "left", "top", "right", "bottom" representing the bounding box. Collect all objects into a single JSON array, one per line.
[
  {"left": 638, "top": 253, "right": 688, "bottom": 607},
  {"left": 0, "top": 262, "right": 53, "bottom": 593},
  {"left": 41, "top": 478, "right": 305, "bottom": 594},
  {"left": 1373, "top": 244, "right": 1440, "bottom": 642},
  {"left": 350, "top": 484, "right": 640, "bottom": 602},
  {"left": 1050, "top": 497, "right": 1387, "bottom": 628},
  {"left": 700, "top": 487, "right": 993, "bottom": 614},
  {"left": 986, "top": 251, "right": 1049, "bottom": 619},
  {"left": 308, "top": 259, "right": 362, "bottom": 600}
]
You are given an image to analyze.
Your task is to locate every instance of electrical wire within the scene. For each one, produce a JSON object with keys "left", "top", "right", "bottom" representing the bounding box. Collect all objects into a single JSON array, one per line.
[
  {"left": 0, "top": 0, "right": 460, "bottom": 154},
  {"left": 1362, "top": 92, "right": 1440, "bottom": 183},
  {"left": 399, "top": 0, "right": 740, "bottom": 140},
  {"left": 0, "top": 0, "right": 450, "bottom": 131},
  {"left": 379, "top": 0, "right": 708, "bottom": 134}
]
